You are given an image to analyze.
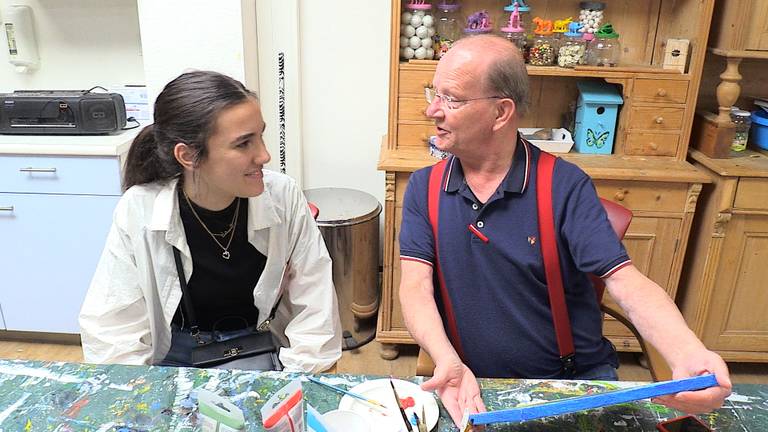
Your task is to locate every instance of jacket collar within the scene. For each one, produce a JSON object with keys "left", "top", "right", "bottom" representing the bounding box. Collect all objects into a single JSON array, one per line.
[{"left": 149, "top": 177, "right": 282, "bottom": 253}]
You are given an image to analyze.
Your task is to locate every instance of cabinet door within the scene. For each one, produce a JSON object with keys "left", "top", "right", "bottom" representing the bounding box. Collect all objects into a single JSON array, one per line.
[
  {"left": 602, "top": 216, "right": 682, "bottom": 350},
  {"left": 746, "top": 1, "right": 768, "bottom": 51},
  {"left": 0, "top": 193, "right": 119, "bottom": 333},
  {"left": 702, "top": 213, "right": 768, "bottom": 352}
]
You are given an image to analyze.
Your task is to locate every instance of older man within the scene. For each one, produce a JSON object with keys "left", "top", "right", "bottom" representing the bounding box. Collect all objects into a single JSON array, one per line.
[{"left": 398, "top": 34, "right": 731, "bottom": 425}]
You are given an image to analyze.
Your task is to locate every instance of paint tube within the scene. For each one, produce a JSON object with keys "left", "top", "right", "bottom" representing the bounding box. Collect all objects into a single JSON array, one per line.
[{"left": 261, "top": 380, "right": 305, "bottom": 432}]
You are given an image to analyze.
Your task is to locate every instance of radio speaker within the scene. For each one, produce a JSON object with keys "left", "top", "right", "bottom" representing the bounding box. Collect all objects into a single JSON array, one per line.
[{"left": 79, "top": 98, "right": 119, "bottom": 131}]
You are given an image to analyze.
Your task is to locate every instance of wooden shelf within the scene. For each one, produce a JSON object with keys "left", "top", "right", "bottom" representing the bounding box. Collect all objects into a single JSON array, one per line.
[
  {"left": 709, "top": 47, "right": 768, "bottom": 60},
  {"left": 689, "top": 148, "right": 768, "bottom": 178}
]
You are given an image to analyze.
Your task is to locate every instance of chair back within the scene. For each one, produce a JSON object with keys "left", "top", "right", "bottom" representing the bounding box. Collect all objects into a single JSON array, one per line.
[{"left": 590, "top": 198, "right": 633, "bottom": 302}]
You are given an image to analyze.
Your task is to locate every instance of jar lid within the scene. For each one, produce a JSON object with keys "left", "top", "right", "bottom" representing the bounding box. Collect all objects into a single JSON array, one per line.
[
  {"left": 437, "top": 3, "right": 460, "bottom": 11},
  {"left": 500, "top": 5, "right": 525, "bottom": 32},
  {"left": 464, "top": 10, "right": 492, "bottom": 33},
  {"left": 504, "top": 0, "right": 531, "bottom": 13},
  {"left": 595, "top": 23, "right": 619, "bottom": 39},
  {"left": 553, "top": 17, "right": 572, "bottom": 33},
  {"left": 732, "top": 110, "right": 752, "bottom": 117},
  {"left": 406, "top": 2, "right": 432, "bottom": 11},
  {"left": 579, "top": 1, "right": 606, "bottom": 10},
  {"left": 533, "top": 17, "right": 553, "bottom": 35},
  {"left": 564, "top": 22, "right": 582, "bottom": 37}
]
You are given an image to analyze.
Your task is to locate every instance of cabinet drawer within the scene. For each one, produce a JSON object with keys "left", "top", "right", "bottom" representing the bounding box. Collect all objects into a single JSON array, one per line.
[
  {"left": 629, "top": 106, "right": 684, "bottom": 130},
  {"left": 633, "top": 79, "right": 689, "bottom": 104},
  {"left": 734, "top": 178, "right": 768, "bottom": 210},
  {"left": 397, "top": 123, "right": 434, "bottom": 148},
  {"left": 399, "top": 69, "right": 435, "bottom": 96},
  {"left": 398, "top": 97, "right": 430, "bottom": 122},
  {"left": 595, "top": 181, "right": 688, "bottom": 212},
  {"left": 0, "top": 155, "right": 121, "bottom": 195},
  {"left": 624, "top": 133, "right": 679, "bottom": 156}
]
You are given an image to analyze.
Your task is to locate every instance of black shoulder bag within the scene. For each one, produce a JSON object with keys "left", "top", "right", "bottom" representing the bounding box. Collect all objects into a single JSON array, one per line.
[{"left": 173, "top": 247, "right": 283, "bottom": 370}]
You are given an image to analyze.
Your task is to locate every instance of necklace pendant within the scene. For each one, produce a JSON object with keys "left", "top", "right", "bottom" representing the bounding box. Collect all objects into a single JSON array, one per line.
[{"left": 222, "top": 250, "right": 231, "bottom": 260}]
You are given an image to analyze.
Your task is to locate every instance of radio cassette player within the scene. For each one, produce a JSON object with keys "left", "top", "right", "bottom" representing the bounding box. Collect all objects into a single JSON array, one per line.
[{"left": 0, "top": 90, "right": 127, "bottom": 135}]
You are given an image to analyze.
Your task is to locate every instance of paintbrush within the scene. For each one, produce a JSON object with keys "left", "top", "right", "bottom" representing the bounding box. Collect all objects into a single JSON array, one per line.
[
  {"left": 306, "top": 376, "right": 389, "bottom": 410},
  {"left": 389, "top": 378, "right": 416, "bottom": 432}
]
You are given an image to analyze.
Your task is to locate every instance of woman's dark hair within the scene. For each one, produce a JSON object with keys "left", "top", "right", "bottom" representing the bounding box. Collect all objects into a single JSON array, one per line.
[{"left": 122, "top": 70, "right": 258, "bottom": 190}]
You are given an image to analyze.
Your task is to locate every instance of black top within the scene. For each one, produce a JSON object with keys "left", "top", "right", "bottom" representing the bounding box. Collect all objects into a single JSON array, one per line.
[{"left": 172, "top": 186, "right": 266, "bottom": 331}]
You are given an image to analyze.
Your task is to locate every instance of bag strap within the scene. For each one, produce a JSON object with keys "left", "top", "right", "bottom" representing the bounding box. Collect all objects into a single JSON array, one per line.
[
  {"left": 536, "top": 151, "right": 576, "bottom": 376},
  {"left": 427, "top": 158, "right": 466, "bottom": 361},
  {"left": 172, "top": 247, "right": 282, "bottom": 336}
]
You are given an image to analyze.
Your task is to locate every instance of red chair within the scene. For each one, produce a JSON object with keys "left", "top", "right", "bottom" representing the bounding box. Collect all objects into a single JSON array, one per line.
[{"left": 416, "top": 199, "right": 672, "bottom": 381}]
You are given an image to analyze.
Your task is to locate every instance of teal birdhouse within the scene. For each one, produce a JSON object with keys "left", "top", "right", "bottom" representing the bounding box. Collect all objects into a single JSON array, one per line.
[{"left": 574, "top": 81, "right": 623, "bottom": 154}]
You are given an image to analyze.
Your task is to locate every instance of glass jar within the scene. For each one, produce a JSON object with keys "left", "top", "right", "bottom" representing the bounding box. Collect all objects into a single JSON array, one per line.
[
  {"left": 400, "top": 1, "right": 435, "bottom": 61},
  {"left": 434, "top": 2, "right": 461, "bottom": 59},
  {"left": 529, "top": 18, "right": 556, "bottom": 66},
  {"left": 463, "top": 9, "right": 493, "bottom": 35},
  {"left": 504, "top": 1, "right": 531, "bottom": 34},
  {"left": 500, "top": 4, "right": 527, "bottom": 59},
  {"left": 552, "top": 17, "right": 572, "bottom": 51},
  {"left": 586, "top": 23, "right": 620, "bottom": 66},
  {"left": 578, "top": 1, "right": 605, "bottom": 36},
  {"left": 557, "top": 23, "right": 586, "bottom": 68},
  {"left": 731, "top": 110, "right": 752, "bottom": 152}
]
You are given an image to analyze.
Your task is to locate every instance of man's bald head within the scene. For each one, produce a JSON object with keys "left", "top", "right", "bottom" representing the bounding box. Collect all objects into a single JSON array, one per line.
[{"left": 443, "top": 35, "right": 530, "bottom": 116}]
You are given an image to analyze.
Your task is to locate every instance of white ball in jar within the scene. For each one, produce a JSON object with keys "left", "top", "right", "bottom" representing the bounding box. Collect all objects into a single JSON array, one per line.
[
  {"left": 410, "top": 14, "right": 423, "bottom": 27},
  {"left": 426, "top": 48, "right": 434, "bottom": 59},
  {"left": 415, "top": 46, "right": 427, "bottom": 59},
  {"left": 409, "top": 35, "right": 422, "bottom": 49},
  {"left": 428, "top": 27, "right": 435, "bottom": 37},
  {"left": 421, "top": 37, "right": 433, "bottom": 48},
  {"left": 402, "top": 47, "right": 415, "bottom": 59},
  {"left": 404, "top": 25, "right": 416, "bottom": 37},
  {"left": 400, "top": 36, "right": 409, "bottom": 48},
  {"left": 415, "top": 10, "right": 425, "bottom": 16},
  {"left": 422, "top": 15, "right": 434, "bottom": 27},
  {"left": 415, "top": 25, "right": 429, "bottom": 39},
  {"left": 401, "top": 12, "right": 412, "bottom": 24}
]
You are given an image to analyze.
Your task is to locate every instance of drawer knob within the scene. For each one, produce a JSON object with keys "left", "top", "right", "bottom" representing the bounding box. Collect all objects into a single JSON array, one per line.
[
  {"left": 19, "top": 167, "right": 57, "bottom": 173},
  {"left": 649, "top": 142, "right": 658, "bottom": 150},
  {"left": 614, "top": 190, "right": 626, "bottom": 201},
  {"left": 422, "top": 82, "right": 433, "bottom": 89},
  {"left": 0, "top": 206, "right": 14, "bottom": 212},
  {"left": 654, "top": 116, "right": 664, "bottom": 124},
  {"left": 656, "top": 88, "right": 667, "bottom": 97},
  {"left": 420, "top": 134, "right": 429, "bottom": 143},
  {"left": 422, "top": 109, "right": 429, "bottom": 116}
]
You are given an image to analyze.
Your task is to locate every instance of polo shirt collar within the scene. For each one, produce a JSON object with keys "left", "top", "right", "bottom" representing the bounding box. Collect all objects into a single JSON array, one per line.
[{"left": 444, "top": 133, "right": 533, "bottom": 195}]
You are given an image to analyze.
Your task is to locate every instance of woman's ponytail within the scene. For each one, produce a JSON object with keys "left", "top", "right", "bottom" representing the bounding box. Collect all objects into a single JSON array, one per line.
[{"left": 122, "top": 124, "right": 180, "bottom": 191}]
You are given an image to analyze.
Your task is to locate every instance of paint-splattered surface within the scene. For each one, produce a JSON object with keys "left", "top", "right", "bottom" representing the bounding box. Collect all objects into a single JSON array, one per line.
[{"left": 0, "top": 359, "right": 765, "bottom": 431}]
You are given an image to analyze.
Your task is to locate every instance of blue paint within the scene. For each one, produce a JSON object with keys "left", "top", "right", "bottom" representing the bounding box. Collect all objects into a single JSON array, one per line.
[{"left": 469, "top": 374, "right": 719, "bottom": 425}]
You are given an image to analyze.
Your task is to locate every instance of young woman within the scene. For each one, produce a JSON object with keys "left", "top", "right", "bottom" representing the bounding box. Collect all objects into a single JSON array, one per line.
[{"left": 79, "top": 71, "right": 341, "bottom": 372}]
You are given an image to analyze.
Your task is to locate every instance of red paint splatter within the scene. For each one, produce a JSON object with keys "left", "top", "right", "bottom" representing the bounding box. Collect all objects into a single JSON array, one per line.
[
  {"left": 65, "top": 398, "right": 90, "bottom": 418},
  {"left": 400, "top": 397, "right": 415, "bottom": 408}
]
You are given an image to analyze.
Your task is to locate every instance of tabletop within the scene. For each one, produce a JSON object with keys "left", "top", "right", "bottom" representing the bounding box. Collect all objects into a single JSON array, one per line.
[{"left": 0, "top": 359, "right": 765, "bottom": 431}]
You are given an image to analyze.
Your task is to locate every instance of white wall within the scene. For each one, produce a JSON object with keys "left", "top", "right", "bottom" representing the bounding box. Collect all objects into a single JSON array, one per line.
[
  {"left": 298, "top": 1, "right": 390, "bottom": 205},
  {"left": 0, "top": 0, "right": 144, "bottom": 92}
]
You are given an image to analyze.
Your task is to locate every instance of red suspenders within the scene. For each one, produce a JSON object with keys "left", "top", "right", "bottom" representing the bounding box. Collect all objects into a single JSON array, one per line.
[{"left": 427, "top": 151, "right": 576, "bottom": 375}]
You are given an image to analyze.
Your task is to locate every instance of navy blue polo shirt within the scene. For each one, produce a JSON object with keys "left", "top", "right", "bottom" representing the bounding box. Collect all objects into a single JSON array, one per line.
[{"left": 399, "top": 137, "right": 631, "bottom": 379}]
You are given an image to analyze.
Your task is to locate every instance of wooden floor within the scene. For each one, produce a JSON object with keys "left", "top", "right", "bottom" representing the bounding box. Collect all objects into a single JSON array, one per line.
[{"left": 1, "top": 337, "right": 767, "bottom": 384}]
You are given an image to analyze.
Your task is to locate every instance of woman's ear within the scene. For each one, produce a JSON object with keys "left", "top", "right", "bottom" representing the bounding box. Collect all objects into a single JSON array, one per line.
[{"left": 174, "top": 143, "right": 196, "bottom": 170}]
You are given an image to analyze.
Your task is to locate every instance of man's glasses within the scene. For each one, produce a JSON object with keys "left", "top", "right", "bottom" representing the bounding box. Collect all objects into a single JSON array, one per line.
[{"left": 424, "top": 87, "right": 503, "bottom": 110}]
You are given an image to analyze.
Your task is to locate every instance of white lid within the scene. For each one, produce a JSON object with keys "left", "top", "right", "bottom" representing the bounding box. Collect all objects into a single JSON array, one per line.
[{"left": 733, "top": 110, "right": 751, "bottom": 117}]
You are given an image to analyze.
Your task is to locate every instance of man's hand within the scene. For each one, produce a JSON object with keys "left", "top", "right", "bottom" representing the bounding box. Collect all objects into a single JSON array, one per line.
[
  {"left": 652, "top": 348, "right": 732, "bottom": 414},
  {"left": 421, "top": 358, "right": 486, "bottom": 426}
]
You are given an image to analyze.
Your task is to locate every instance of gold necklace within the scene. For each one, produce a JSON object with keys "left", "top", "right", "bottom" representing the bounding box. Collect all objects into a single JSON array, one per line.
[{"left": 182, "top": 190, "right": 240, "bottom": 260}]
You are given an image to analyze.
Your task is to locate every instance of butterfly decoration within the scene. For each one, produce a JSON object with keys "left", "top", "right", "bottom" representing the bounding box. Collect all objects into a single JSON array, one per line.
[{"left": 586, "top": 129, "right": 610, "bottom": 148}]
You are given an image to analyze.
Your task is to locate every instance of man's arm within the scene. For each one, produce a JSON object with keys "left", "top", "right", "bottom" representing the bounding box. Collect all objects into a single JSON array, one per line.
[
  {"left": 605, "top": 264, "right": 731, "bottom": 413},
  {"left": 399, "top": 260, "right": 485, "bottom": 425}
]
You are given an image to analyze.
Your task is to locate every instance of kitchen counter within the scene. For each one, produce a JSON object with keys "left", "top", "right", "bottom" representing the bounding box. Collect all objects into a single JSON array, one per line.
[{"left": 0, "top": 128, "right": 141, "bottom": 156}]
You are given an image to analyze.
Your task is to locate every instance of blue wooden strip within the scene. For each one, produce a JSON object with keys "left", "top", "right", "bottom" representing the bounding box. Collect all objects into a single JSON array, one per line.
[{"left": 470, "top": 374, "right": 719, "bottom": 425}]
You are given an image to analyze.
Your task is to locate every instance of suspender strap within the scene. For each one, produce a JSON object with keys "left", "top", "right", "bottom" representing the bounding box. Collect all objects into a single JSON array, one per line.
[
  {"left": 536, "top": 151, "right": 576, "bottom": 376},
  {"left": 427, "top": 159, "right": 466, "bottom": 361},
  {"left": 172, "top": 247, "right": 282, "bottom": 336}
]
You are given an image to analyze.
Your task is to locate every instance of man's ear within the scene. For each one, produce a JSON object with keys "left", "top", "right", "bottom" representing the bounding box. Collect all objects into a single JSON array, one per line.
[
  {"left": 493, "top": 98, "right": 517, "bottom": 131},
  {"left": 174, "top": 143, "right": 196, "bottom": 170}
]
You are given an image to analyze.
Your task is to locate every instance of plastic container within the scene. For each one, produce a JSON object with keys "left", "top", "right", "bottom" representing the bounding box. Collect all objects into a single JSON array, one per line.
[
  {"left": 578, "top": 1, "right": 605, "bottom": 36},
  {"left": 434, "top": 2, "right": 461, "bottom": 59},
  {"left": 558, "top": 22, "right": 587, "bottom": 68},
  {"left": 500, "top": 3, "right": 527, "bottom": 58},
  {"left": 504, "top": 1, "right": 531, "bottom": 34},
  {"left": 751, "top": 109, "right": 768, "bottom": 151},
  {"left": 529, "top": 17, "right": 556, "bottom": 66},
  {"left": 552, "top": 17, "right": 572, "bottom": 50},
  {"left": 400, "top": 1, "right": 435, "bottom": 61},
  {"left": 730, "top": 110, "right": 752, "bottom": 152},
  {"left": 586, "top": 23, "right": 621, "bottom": 67},
  {"left": 463, "top": 9, "right": 493, "bottom": 35}
]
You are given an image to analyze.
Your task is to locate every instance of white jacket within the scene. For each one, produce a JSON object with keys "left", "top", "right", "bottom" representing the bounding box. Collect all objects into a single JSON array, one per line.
[{"left": 79, "top": 171, "right": 342, "bottom": 372}]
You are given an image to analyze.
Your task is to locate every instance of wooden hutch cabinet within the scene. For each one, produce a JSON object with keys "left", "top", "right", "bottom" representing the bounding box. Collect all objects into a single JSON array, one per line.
[
  {"left": 377, "top": 0, "right": 714, "bottom": 359},
  {"left": 679, "top": 150, "right": 768, "bottom": 362}
]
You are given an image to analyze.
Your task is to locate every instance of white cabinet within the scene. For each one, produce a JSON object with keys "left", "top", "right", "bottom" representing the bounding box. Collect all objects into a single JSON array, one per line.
[{"left": 0, "top": 154, "right": 122, "bottom": 334}]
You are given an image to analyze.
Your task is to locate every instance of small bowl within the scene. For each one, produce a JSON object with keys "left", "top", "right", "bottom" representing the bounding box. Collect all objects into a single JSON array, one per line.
[{"left": 323, "top": 409, "right": 370, "bottom": 432}]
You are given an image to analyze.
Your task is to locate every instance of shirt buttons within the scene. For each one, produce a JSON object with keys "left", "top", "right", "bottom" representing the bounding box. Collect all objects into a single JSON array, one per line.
[
  {"left": 472, "top": 203, "right": 479, "bottom": 210},
  {"left": 477, "top": 221, "right": 484, "bottom": 228}
]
